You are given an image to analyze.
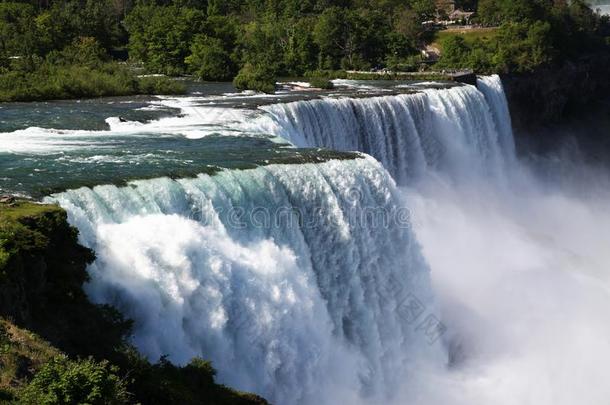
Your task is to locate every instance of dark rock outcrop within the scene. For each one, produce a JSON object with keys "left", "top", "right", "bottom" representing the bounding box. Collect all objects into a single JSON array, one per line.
[
  {"left": 502, "top": 53, "right": 610, "bottom": 133},
  {"left": 501, "top": 53, "right": 610, "bottom": 160}
]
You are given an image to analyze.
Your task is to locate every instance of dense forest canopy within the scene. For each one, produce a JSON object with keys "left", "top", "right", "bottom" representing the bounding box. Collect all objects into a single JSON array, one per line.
[
  {"left": 0, "top": 0, "right": 609, "bottom": 95},
  {"left": 439, "top": 0, "right": 610, "bottom": 73}
]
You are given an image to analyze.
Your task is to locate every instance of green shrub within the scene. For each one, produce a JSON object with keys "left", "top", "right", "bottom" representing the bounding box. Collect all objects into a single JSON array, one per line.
[
  {"left": 233, "top": 63, "right": 276, "bottom": 93},
  {"left": 119, "top": 350, "right": 267, "bottom": 404},
  {"left": 137, "top": 76, "right": 186, "bottom": 95},
  {"left": 308, "top": 77, "right": 334, "bottom": 89},
  {"left": 20, "top": 356, "right": 128, "bottom": 405},
  {"left": 0, "top": 63, "right": 186, "bottom": 102}
]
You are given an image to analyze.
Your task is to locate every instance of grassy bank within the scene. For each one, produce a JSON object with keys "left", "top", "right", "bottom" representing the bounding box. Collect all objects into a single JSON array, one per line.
[
  {"left": 432, "top": 27, "right": 500, "bottom": 52},
  {"left": 0, "top": 64, "right": 186, "bottom": 102},
  {"left": 0, "top": 200, "right": 267, "bottom": 404}
]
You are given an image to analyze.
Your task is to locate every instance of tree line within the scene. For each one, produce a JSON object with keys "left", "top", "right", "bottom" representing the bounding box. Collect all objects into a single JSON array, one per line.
[
  {"left": 0, "top": 0, "right": 609, "bottom": 96},
  {"left": 439, "top": 0, "right": 610, "bottom": 73}
]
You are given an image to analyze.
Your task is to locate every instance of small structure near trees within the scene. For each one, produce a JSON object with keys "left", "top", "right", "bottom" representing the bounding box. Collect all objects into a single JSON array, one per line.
[{"left": 435, "top": 0, "right": 475, "bottom": 26}]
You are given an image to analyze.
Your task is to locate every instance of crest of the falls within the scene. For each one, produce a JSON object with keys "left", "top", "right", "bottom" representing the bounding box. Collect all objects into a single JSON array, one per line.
[
  {"left": 260, "top": 75, "right": 516, "bottom": 184},
  {"left": 47, "top": 156, "right": 445, "bottom": 405}
]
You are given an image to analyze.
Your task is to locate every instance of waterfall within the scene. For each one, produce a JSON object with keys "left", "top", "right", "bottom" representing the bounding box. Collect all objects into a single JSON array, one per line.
[
  {"left": 260, "top": 75, "right": 516, "bottom": 184},
  {"left": 10, "top": 71, "right": 609, "bottom": 405},
  {"left": 43, "top": 76, "right": 522, "bottom": 404},
  {"left": 47, "top": 156, "right": 445, "bottom": 405},
  {"left": 476, "top": 75, "right": 516, "bottom": 163}
]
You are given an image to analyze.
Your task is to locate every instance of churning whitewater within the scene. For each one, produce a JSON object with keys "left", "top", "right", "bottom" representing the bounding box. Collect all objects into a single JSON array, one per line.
[{"left": 47, "top": 157, "right": 444, "bottom": 404}]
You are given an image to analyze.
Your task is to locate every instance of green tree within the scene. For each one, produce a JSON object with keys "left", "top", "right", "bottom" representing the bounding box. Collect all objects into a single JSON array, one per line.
[
  {"left": 233, "top": 62, "right": 276, "bottom": 93},
  {"left": 409, "top": 0, "right": 436, "bottom": 21},
  {"left": 437, "top": 35, "right": 472, "bottom": 69},
  {"left": 282, "top": 17, "right": 318, "bottom": 75},
  {"left": 47, "top": 37, "right": 108, "bottom": 68},
  {"left": 313, "top": 7, "right": 388, "bottom": 70},
  {"left": 493, "top": 20, "right": 554, "bottom": 72},
  {"left": 313, "top": 7, "right": 345, "bottom": 69},
  {"left": 186, "top": 35, "right": 235, "bottom": 80},
  {"left": 239, "top": 17, "right": 286, "bottom": 75},
  {"left": 43, "top": 0, "right": 124, "bottom": 52},
  {"left": 477, "top": 0, "right": 540, "bottom": 25},
  {"left": 125, "top": 4, "right": 205, "bottom": 75},
  {"left": 0, "top": 3, "right": 40, "bottom": 70}
]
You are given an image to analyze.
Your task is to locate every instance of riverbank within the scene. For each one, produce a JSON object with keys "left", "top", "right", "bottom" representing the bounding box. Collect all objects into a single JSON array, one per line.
[
  {"left": 0, "top": 64, "right": 186, "bottom": 103},
  {"left": 0, "top": 199, "right": 267, "bottom": 404}
]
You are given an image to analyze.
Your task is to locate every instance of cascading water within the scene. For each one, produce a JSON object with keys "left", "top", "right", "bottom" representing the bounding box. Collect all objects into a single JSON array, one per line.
[
  {"left": 46, "top": 157, "right": 445, "bottom": 404},
  {"left": 31, "top": 75, "right": 610, "bottom": 404},
  {"left": 260, "top": 75, "right": 516, "bottom": 184},
  {"left": 41, "top": 76, "right": 517, "bottom": 404},
  {"left": 476, "top": 75, "right": 516, "bottom": 162}
]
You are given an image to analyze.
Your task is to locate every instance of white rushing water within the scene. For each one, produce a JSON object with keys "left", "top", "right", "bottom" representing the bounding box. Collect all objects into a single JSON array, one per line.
[
  {"left": 47, "top": 157, "right": 446, "bottom": 404},
  {"left": 45, "top": 75, "right": 610, "bottom": 404},
  {"left": 259, "top": 77, "right": 514, "bottom": 185},
  {"left": 256, "top": 75, "right": 610, "bottom": 404}
]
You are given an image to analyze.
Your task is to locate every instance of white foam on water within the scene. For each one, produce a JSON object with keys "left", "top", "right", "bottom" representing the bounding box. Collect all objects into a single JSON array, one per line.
[
  {"left": 401, "top": 167, "right": 610, "bottom": 405},
  {"left": 330, "top": 79, "right": 386, "bottom": 91},
  {"left": 0, "top": 96, "right": 268, "bottom": 154}
]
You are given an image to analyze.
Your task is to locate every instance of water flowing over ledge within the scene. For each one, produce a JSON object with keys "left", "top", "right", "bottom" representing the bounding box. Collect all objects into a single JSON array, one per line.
[
  {"left": 260, "top": 75, "right": 516, "bottom": 184},
  {"left": 47, "top": 157, "right": 445, "bottom": 404}
]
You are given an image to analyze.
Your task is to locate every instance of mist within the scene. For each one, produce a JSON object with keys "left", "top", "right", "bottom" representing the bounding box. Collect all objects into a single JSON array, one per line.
[{"left": 400, "top": 139, "right": 610, "bottom": 404}]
